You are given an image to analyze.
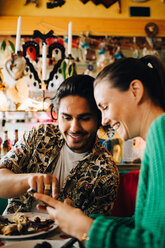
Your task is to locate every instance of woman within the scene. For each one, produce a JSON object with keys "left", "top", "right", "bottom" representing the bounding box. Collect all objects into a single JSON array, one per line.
[{"left": 34, "top": 55, "right": 165, "bottom": 248}]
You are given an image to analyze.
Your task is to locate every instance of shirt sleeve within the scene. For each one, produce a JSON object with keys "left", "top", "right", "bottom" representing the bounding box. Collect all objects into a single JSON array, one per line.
[{"left": 83, "top": 154, "right": 119, "bottom": 216}]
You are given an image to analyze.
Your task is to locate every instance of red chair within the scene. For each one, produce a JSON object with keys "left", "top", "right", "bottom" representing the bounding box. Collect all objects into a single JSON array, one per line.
[{"left": 111, "top": 170, "right": 140, "bottom": 217}]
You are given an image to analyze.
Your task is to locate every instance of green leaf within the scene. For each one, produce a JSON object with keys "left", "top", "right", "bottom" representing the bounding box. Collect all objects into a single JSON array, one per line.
[
  {"left": 60, "top": 60, "right": 67, "bottom": 80},
  {"left": 1, "top": 40, "right": 6, "bottom": 51},
  {"left": 8, "top": 40, "right": 15, "bottom": 53}
]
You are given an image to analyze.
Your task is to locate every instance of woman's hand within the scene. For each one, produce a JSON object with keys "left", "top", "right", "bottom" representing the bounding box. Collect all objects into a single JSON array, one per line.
[
  {"left": 34, "top": 193, "right": 93, "bottom": 241},
  {"left": 28, "top": 174, "right": 58, "bottom": 199}
]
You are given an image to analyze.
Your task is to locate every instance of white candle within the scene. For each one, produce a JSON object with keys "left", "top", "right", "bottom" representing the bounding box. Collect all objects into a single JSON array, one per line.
[
  {"left": 15, "top": 16, "right": 22, "bottom": 54},
  {"left": 68, "top": 21, "right": 72, "bottom": 56},
  {"left": 42, "top": 42, "right": 47, "bottom": 82}
]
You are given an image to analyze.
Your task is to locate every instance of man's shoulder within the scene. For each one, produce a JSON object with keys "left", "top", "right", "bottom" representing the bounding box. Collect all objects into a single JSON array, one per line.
[
  {"left": 92, "top": 137, "right": 115, "bottom": 163},
  {"left": 34, "top": 123, "right": 61, "bottom": 136},
  {"left": 28, "top": 123, "right": 63, "bottom": 147},
  {"left": 95, "top": 137, "right": 111, "bottom": 154}
]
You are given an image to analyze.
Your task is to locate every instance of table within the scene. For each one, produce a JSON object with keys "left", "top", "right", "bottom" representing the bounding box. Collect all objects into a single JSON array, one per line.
[{"left": 0, "top": 227, "right": 79, "bottom": 247}]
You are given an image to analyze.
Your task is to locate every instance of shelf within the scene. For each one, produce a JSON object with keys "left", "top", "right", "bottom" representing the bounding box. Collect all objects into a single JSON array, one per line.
[
  {"left": 117, "top": 163, "right": 141, "bottom": 172},
  {"left": 0, "top": 16, "right": 165, "bottom": 37}
]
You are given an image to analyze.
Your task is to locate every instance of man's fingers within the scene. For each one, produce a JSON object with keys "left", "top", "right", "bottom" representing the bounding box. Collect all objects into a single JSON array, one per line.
[
  {"left": 51, "top": 177, "right": 59, "bottom": 198},
  {"left": 44, "top": 174, "right": 52, "bottom": 195},
  {"left": 64, "top": 198, "right": 73, "bottom": 206}
]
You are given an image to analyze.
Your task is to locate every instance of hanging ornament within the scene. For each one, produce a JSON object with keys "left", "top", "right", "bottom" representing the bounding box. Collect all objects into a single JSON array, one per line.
[
  {"left": 5, "top": 54, "right": 26, "bottom": 81},
  {"left": 98, "top": 48, "right": 106, "bottom": 55},
  {"left": 97, "top": 52, "right": 106, "bottom": 72},
  {"left": 84, "top": 63, "right": 94, "bottom": 76},
  {"left": 113, "top": 46, "right": 124, "bottom": 59},
  {"left": 133, "top": 49, "right": 140, "bottom": 59},
  {"left": 81, "top": 42, "right": 89, "bottom": 49}
]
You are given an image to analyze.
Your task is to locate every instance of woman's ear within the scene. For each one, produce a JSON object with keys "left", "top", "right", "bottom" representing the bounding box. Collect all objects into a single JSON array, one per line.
[{"left": 130, "top": 79, "right": 144, "bottom": 104}]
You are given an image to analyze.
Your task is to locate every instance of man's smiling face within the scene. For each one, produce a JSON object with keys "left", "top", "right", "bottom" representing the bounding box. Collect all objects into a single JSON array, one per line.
[{"left": 58, "top": 95, "right": 98, "bottom": 153}]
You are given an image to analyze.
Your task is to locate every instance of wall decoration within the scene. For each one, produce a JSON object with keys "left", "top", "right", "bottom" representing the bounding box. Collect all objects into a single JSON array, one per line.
[
  {"left": 80, "top": 0, "right": 121, "bottom": 12},
  {"left": 24, "top": 0, "right": 39, "bottom": 7},
  {"left": 0, "top": 40, "right": 15, "bottom": 53},
  {"left": 22, "top": 30, "right": 65, "bottom": 91},
  {"left": 5, "top": 54, "right": 26, "bottom": 81},
  {"left": 0, "top": 68, "right": 9, "bottom": 111},
  {"left": 47, "top": 0, "right": 65, "bottom": 8},
  {"left": 1, "top": 29, "right": 165, "bottom": 112},
  {"left": 145, "top": 22, "right": 159, "bottom": 38}
]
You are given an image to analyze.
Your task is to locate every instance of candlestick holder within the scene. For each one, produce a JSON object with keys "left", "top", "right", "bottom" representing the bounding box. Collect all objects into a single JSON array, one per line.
[{"left": 22, "top": 30, "right": 65, "bottom": 92}]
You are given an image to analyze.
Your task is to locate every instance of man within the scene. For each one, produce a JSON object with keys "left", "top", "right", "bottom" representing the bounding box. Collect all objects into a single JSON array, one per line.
[{"left": 0, "top": 75, "right": 119, "bottom": 216}]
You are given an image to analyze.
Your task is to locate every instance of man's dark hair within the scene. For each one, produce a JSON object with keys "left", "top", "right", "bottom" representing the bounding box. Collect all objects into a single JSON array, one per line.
[{"left": 51, "top": 74, "right": 101, "bottom": 126}]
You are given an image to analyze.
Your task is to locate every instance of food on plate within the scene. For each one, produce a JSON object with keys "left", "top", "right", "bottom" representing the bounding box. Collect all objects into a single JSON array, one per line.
[
  {"left": 33, "top": 241, "right": 52, "bottom": 248},
  {"left": 0, "top": 213, "right": 54, "bottom": 236},
  {"left": 13, "top": 212, "right": 29, "bottom": 224}
]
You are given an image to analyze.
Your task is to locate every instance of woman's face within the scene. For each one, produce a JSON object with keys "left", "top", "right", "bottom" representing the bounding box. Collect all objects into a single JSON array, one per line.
[{"left": 94, "top": 80, "right": 137, "bottom": 141}]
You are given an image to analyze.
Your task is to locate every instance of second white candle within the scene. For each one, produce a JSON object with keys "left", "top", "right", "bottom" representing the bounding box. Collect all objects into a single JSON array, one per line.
[
  {"left": 42, "top": 42, "right": 47, "bottom": 82},
  {"left": 68, "top": 21, "right": 72, "bottom": 56}
]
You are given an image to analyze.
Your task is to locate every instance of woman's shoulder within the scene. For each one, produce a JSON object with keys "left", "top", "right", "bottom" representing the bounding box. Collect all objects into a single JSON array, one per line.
[
  {"left": 147, "top": 113, "right": 165, "bottom": 143},
  {"left": 150, "top": 113, "right": 165, "bottom": 131}
]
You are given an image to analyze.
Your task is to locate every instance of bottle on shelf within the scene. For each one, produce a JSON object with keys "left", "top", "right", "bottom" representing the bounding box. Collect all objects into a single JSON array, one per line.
[
  {"left": 14, "top": 129, "right": 19, "bottom": 145},
  {"left": 0, "top": 136, "right": 2, "bottom": 159},
  {"left": 2, "top": 130, "right": 11, "bottom": 156}
]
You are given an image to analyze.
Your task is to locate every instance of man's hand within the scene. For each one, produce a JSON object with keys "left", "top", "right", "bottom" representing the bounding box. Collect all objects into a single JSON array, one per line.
[
  {"left": 34, "top": 193, "right": 93, "bottom": 241},
  {"left": 28, "top": 174, "right": 58, "bottom": 199},
  {"left": 0, "top": 168, "right": 59, "bottom": 199}
]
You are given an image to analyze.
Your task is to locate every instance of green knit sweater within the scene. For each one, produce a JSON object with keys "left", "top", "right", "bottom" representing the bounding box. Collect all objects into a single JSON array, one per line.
[{"left": 87, "top": 113, "right": 165, "bottom": 248}]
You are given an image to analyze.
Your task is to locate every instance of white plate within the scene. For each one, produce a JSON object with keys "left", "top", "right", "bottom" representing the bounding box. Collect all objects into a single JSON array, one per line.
[
  {"left": 0, "top": 212, "right": 57, "bottom": 240},
  {"left": 4, "top": 239, "right": 70, "bottom": 248}
]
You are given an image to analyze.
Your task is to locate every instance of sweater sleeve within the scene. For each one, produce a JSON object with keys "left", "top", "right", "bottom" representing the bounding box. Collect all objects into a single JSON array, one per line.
[{"left": 87, "top": 215, "right": 160, "bottom": 248}]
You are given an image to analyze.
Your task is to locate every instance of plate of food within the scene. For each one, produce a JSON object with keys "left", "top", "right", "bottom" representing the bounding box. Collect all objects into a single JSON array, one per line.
[{"left": 0, "top": 212, "right": 57, "bottom": 239}]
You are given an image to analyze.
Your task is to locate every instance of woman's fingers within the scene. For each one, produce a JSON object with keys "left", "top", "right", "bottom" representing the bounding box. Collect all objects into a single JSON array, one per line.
[
  {"left": 47, "top": 206, "right": 57, "bottom": 221},
  {"left": 34, "top": 192, "right": 58, "bottom": 208}
]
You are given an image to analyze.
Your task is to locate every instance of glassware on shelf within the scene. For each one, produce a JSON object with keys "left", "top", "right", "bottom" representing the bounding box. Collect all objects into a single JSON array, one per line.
[
  {"left": 0, "top": 136, "right": 2, "bottom": 159},
  {"left": 2, "top": 130, "right": 11, "bottom": 156},
  {"left": 14, "top": 129, "right": 19, "bottom": 145}
]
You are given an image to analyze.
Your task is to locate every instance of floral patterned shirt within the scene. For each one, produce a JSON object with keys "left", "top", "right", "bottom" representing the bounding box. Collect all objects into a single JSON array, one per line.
[{"left": 0, "top": 124, "right": 119, "bottom": 216}]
